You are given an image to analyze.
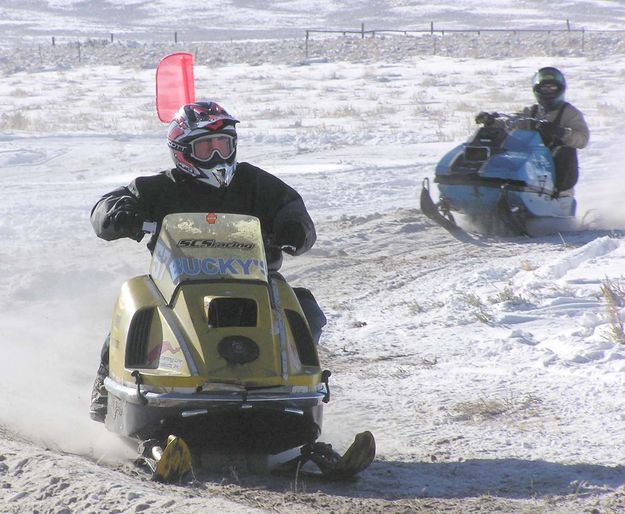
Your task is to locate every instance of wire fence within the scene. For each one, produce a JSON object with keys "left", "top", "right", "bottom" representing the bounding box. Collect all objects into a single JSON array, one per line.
[
  {"left": 304, "top": 20, "right": 625, "bottom": 38},
  {"left": 303, "top": 20, "right": 625, "bottom": 57},
  {"left": 30, "top": 19, "right": 625, "bottom": 48},
  {"left": 5, "top": 20, "right": 625, "bottom": 74}
]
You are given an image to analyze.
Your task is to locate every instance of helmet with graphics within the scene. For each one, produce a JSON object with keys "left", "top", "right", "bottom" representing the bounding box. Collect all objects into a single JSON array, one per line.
[
  {"left": 532, "top": 67, "right": 566, "bottom": 110},
  {"left": 167, "top": 101, "right": 239, "bottom": 187}
]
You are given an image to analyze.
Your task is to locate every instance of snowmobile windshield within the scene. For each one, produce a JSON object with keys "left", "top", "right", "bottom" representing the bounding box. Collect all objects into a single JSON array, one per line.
[
  {"left": 190, "top": 134, "right": 235, "bottom": 162},
  {"left": 149, "top": 213, "right": 268, "bottom": 302}
]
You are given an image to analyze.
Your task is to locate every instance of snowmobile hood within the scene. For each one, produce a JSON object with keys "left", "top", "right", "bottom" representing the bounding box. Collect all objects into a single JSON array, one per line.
[{"left": 150, "top": 213, "right": 268, "bottom": 302}]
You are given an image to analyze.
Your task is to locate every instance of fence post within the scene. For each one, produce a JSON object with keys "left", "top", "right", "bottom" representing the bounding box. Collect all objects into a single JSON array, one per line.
[
  {"left": 52, "top": 36, "right": 55, "bottom": 46},
  {"left": 566, "top": 19, "right": 570, "bottom": 31},
  {"left": 110, "top": 33, "right": 114, "bottom": 43},
  {"left": 174, "top": 31, "right": 178, "bottom": 43},
  {"left": 361, "top": 22, "right": 364, "bottom": 39},
  {"left": 305, "top": 30, "right": 309, "bottom": 58},
  {"left": 77, "top": 41, "right": 81, "bottom": 62},
  {"left": 430, "top": 21, "right": 434, "bottom": 35}
]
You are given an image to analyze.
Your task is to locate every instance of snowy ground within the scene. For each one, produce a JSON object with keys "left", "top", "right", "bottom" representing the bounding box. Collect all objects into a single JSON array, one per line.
[{"left": 3, "top": 2, "right": 625, "bottom": 513}]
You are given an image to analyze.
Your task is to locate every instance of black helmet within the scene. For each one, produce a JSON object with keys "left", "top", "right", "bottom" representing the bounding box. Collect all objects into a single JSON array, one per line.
[
  {"left": 167, "top": 101, "right": 239, "bottom": 188},
  {"left": 532, "top": 67, "right": 566, "bottom": 110}
]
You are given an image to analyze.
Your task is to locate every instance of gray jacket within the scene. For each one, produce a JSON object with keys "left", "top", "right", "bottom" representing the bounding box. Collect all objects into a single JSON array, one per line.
[{"left": 520, "top": 102, "right": 589, "bottom": 149}]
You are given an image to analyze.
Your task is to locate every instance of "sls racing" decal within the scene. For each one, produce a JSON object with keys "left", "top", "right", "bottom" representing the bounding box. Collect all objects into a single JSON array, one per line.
[{"left": 177, "top": 239, "right": 254, "bottom": 250}]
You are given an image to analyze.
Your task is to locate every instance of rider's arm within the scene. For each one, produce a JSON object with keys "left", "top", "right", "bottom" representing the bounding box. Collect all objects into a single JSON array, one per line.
[
  {"left": 559, "top": 105, "right": 590, "bottom": 149},
  {"left": 90, "top": 185, "right": 145, "bottom": 242},
  {"left": 273, "top": 197, "right": 317, "bottom": 255}
]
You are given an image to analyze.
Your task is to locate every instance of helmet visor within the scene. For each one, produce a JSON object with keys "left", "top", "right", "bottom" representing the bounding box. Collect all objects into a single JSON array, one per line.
[
  {"left": 533, "top": 81, "right": 563, "bottom": 99},
  {"left": 191, "top": 134, "right": 235, "bottom": 162}
]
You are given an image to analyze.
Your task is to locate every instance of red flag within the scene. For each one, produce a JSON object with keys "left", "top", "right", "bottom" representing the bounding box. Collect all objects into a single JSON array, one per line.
[{"left": 156, "top": 52, "right": 196, "bottom": 123}]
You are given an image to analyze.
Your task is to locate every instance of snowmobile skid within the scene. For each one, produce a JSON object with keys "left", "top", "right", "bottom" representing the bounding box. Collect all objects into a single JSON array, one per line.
[
  {"left": 100, "top": 212, "right": 375, "bottom": 482},
  {"left": 420, "top": 113, "right": 576, "bottom": 236}
]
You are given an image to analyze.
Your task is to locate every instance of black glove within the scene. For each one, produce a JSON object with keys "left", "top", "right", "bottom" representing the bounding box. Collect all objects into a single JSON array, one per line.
[
  {"left": 537, "top": 121, "right": 566, "bottom": 140},
  {"left": 102, "top": 196, "right": 144, "bottom": 240},
  {"left": 275, "top": 221, "right": 305, "bottom": 255},
  {"left": 475, "top": 111, "right": 496, "bottom": 126}
]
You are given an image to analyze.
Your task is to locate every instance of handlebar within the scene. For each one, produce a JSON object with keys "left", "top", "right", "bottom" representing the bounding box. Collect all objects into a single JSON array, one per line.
[
  {"left": 265, "top": 241, "right": 297, "bottom": 256},
  {"left": 478, "top": 112, "right": 543, "bottom": 130}
]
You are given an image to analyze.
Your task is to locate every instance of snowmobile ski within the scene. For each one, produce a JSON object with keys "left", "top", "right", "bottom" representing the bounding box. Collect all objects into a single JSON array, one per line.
[
  {"left": 276, "top": 430, "right": 375, "bottom": 480},
  {"left": 323, "top": 430, "right": 376, "bottom": 479},
  {"left": 420, "top": 178, "right": 460, "bottom": 232},
  {"left": 136, "top": 435, "right": 194, "bottom": 483}
]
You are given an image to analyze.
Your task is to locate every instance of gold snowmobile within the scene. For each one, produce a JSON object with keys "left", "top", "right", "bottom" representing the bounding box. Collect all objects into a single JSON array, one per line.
[{"left": 101, "top": 212, "right": 374, "bottom": 481}]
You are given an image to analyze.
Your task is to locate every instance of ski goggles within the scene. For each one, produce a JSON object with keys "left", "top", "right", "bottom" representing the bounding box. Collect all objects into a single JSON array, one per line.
[{"left": 190, "top": 134, "right": 236, "bottom": 162}]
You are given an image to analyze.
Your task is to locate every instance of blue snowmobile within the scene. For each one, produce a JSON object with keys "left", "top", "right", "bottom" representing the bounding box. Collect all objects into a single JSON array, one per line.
[{"left": 420, "top": 113, "right": 577, "bottom": 236}]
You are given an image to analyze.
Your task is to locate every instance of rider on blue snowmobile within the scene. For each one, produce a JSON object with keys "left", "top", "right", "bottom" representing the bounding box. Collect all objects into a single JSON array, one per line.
[
  {"left": 475, "top": 67, "right": 589, "bottom": 196},
  {"left": 89, "top": 101, "right": 326, "bottom": 422}
]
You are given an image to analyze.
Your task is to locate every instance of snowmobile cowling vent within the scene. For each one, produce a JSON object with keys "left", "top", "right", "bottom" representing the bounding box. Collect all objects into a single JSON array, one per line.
[
  {"left": 285, "top": 309, "right": 319, "bottom": 367},
  {"left": 126, "top": 308, "right": 155, "bottom": 367},
  {"left": 207, "top": 297, "right": 258, "bottom": 327}
]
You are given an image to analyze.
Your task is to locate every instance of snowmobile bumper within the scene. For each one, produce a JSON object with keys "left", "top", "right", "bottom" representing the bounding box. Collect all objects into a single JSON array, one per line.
[
  {"left": 105, "top": 376, "right": 327, "bottom": 407},
  {"left": 104, "top": 377, "right": 326, "bottom": 453}
]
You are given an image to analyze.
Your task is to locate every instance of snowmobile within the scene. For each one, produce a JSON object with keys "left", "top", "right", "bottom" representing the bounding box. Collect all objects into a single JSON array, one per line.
[
  {"left": 101, "top": 212, "right": 375, "bottom": 482},
  {"left": 420, "top": 113, "right": 577, "bottom": 236}
]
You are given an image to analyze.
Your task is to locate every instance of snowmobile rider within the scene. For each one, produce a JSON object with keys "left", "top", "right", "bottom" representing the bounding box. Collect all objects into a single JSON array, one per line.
[
  {"left": 88, "top": 100, "right": 326, "bottom": 422},
  {"left": 475, "top": 66, "right": 589, "bottom": 196}
]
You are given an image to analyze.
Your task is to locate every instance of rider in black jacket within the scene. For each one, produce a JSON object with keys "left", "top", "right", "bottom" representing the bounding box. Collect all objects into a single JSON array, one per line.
[
  {"left": 89, "top": 101, "right": 325, "bottom": 422},
  {"left": 91, "top": 164, "right": 317, "bottom": 254}
]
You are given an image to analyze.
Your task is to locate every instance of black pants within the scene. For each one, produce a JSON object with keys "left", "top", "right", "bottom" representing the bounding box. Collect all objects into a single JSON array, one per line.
[
  {"left": 293, "top": 287, "right": 327, "bottom": 345},
  {"left": 553, "top": 146, "right": 578, "bottom": 193}
]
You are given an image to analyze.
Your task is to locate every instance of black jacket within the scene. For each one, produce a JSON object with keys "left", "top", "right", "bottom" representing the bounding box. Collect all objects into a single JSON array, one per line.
[{"left": 91, "top": 162, "right": 316, "bottom": 254}]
